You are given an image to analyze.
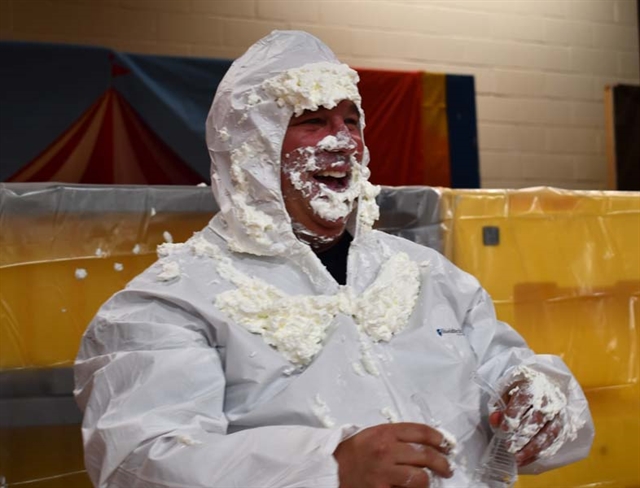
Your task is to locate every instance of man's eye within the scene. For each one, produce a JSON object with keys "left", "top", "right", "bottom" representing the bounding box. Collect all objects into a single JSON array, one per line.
[
  {"left": 302, "top": 118, "right": 324, "bottom": 125},
  {"left": 345, "top": 117, "right": 359, "bottom": 127}
]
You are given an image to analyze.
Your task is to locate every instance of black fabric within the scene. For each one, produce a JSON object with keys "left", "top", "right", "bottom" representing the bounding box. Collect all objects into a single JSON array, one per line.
[
  {"left": 316, "top": 233, "right": 352, "bottom": 285},
  {"left": 613, "top": 84, "right": 640, "bottom": 191}
]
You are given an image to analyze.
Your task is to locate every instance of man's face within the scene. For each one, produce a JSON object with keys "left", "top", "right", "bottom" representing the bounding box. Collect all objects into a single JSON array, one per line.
[{"left": 280, "top": 100, "right": 364, "bottom": 249}]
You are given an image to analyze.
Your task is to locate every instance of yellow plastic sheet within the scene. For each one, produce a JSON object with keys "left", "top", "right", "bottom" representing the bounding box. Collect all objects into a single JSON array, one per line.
[
  {"left": 440, "top": 187, "right": 640, "bottom": 488},
  {"left": 0, "top": 425, "right": 90, "bottom": 488},
  {"left": 1, "top": 185, "right": 214, "bottom": 487},
  {"left": 0, "top": 185, "right": 214, "bottom": 369},
  {"left": 1, "top": 185, "right": 638, "bottom": 487}
]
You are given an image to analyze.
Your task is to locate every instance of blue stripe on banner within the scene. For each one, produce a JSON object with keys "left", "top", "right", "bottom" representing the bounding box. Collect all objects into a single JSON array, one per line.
[
  {"left": 445, "top": 75, "right": 480, "bottom": 189},
  {"left": 113, "top": 53, "right": 233, "bottom": 181},
  {"left": 0, "top": 42, "right": 111, "bottom": 181}
]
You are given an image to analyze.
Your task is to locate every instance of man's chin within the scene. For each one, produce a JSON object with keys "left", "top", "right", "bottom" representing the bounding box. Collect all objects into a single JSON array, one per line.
[
  {"left": 292, "top": 218, "right": 349, "bottom": 250},
  {"left": 314, "top": 213, "right": 351, "bottom": 233}
]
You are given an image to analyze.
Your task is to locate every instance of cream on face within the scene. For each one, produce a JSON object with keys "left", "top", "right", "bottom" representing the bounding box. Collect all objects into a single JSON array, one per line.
[
  {"left": 284, "top": 132, "right": 363, "bottom": 222},
  {"left": 279, "top": 100, "right": 365, "bottom": 248}
]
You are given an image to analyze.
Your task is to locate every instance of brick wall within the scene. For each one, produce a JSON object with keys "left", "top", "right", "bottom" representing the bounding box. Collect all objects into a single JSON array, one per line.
[{"left": 1, "top": 0, "right": 638, "bottom": 189}]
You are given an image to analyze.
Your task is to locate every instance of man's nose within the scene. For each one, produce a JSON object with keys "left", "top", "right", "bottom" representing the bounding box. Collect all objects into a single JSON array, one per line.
[{"left": 327, "top": 123, "right": 357, "bottom": 153}]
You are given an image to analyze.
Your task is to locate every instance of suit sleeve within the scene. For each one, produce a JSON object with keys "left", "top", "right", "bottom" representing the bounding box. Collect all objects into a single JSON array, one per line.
[
  {"left": 75, "top": 290, "right": 352, "bottom": 488},
  {"left": 435, "top": 257, "right": 595, "bottom": 474}
]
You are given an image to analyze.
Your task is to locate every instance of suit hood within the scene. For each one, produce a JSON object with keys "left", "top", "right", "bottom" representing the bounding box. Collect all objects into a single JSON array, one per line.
[{"left": 205, "top": 30, "right": 379, "bottom": 257}]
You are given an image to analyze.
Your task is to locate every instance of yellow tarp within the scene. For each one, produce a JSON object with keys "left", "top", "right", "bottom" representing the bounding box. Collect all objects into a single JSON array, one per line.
[
  {"left": 440, "top": 187, "right": 640, "bottom": 488},
  {"left": 1, "top": 186, "right": 638, "bottom": 487}
]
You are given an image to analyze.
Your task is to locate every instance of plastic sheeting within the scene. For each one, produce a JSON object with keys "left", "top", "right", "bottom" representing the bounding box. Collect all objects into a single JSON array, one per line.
[
  {"left": 0, "top": 183, "right": 638, "bottom": 487},
  {"left": 441, "top": 188, "right": 639, "bottom": 390},
  {"left": 440, "top": 187, "right": 640, "bottom": 488},
  {"left": 0, "top": 184, "right": 216, "bottom": 369}
]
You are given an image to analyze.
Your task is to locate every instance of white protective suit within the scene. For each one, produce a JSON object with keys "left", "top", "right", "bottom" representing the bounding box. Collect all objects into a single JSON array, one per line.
[{"left": 75, "top": 31, "right": 594, "bottom": 488}]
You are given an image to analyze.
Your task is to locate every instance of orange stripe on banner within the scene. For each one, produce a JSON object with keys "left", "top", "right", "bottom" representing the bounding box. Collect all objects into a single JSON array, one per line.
[
  {"left": 421, "top": 72, "right": 451, "bottom": 187},
  {"left": 50, "top": 93, "right": 110, "bottom": 182}
]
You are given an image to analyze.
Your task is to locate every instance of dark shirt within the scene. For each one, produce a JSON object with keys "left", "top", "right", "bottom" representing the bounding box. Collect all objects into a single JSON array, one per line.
[{"left": 316, "top": 232, "right": 352, "bottom": 285}]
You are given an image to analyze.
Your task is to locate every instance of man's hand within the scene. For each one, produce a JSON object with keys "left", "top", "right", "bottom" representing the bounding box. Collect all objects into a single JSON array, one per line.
[
  {"left": 333, "top": 423, "right": 454, "bottom": 488},
  {"left": 490, "top": 377, "right": 566, "bottom": 467}
]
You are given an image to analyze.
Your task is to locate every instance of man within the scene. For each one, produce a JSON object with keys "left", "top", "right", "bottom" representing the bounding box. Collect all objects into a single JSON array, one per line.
[{"left": 75, "top": 31, "right": 593, "bottom": 488}]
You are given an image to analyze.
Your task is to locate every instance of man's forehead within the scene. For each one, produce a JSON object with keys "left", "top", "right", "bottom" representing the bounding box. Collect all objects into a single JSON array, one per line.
[{"left": 298, "top": 100, "right": 360, "bottom": 117}]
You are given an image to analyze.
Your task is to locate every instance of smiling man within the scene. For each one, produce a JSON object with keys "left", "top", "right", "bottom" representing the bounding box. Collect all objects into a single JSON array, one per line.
[
  {"left": 75, "top": 31, "right": 593, "bottom": 488},
  {"left": 280, "top": 100, "right": 363, "bottom": 252}
]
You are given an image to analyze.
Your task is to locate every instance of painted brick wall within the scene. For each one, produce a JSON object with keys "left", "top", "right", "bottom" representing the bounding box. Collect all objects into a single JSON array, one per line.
[{"left": 1, "top": 0, "right": 638, "bottom": 189}]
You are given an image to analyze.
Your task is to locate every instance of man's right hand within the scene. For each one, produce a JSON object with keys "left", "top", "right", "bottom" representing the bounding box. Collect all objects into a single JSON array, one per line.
[{"left": 333, "top": 422, "right": 454, "bottom": 488}]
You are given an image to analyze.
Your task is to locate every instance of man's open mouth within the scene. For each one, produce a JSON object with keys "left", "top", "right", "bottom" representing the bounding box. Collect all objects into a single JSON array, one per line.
[{"left": 313, "top": 170, "right": 351, "bottom": 191}]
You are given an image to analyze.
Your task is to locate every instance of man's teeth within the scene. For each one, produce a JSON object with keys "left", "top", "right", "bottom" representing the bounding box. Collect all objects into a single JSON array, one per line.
[{"left": 316, "top": 171, "right": 347, "bottom": 178}]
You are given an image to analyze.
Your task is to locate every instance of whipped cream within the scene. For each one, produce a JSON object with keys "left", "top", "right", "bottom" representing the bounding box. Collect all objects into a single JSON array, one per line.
[
  {"left": 181, "top": 236, "right": 420, "bottom": 366},
  {"left": 218, "top": 127, "right": 230, "bottom": 142},
  {"left": 358, "top": 337, "right": 381, "bottom": 376},
  {"left": 312, "top": 394, "right": 336, "bottom": 428},
  {"left": 356, "top": 252, "right": 421, "bottom": 342},
  {"left": 216, "top": 276, "right": 341, "bottom": 366},
  {"left": 317, "top": 133, "right": 357, "bottom": 152},
  {"left": 262, "top": 62, "right": 361, "bottom": 116},
  {"left": 157, "top": 242, "right": 185, "bottom": 258},
  {"left": 228, "top": 140, "right": 281, "bottom": 252},
  {"left": 283, "top": 134, "right": 380, "bottom": 229},
  {"left": 176, "top": 435, "right": 202, "bottom": 446},
  {"left": 502, "top": 365, "right": 583, "bottom": 458},
  {"left": 357, "top": 174, "right": 381, "bottom": 233},
  {"left": 381, "top": 406, "right": 399, "bottom": 423},
  {"left": 157, "top": 261, "right": 180, "bottom": 282}
]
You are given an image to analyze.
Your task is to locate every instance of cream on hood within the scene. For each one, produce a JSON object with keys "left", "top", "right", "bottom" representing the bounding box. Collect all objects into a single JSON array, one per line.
[{"left": 205, "top": 30, "right": 379, "bottom": 257}]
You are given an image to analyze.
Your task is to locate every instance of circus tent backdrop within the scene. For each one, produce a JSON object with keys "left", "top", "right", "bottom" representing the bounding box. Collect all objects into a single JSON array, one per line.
[{"left": 0, "top": 41, "right": 479, "bottom": 188}]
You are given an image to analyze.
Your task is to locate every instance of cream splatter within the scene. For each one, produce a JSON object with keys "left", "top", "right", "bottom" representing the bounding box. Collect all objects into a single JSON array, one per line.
[
  {"left": 262, "top": 62, "right": 361, "bottom": 116},
  {"left": 356, "top": 252, "right": 421, "bottom": 342},
  {"left": 381, "top": 407, "right": 399, "bottom": 423},
  {"left": 195, "top": 236, "right": 419, "bottom": 366},
  {"left": 176, "top": 435, "right": 202, "bottom": 446},
  {"left": 157, "top": 261, "right": 180, "bottom": 282},
  {"left": 312, "top": 394, "right": 336, "bottom": 428},
  {"left": 503, "top": 365, "right": 583, "bottom": 458},
  {"left": 218, "top": 127, "right": 230, "bottom": 142},
  {"left": 157, "top": 242, "right": 185, "bottom": 258}
]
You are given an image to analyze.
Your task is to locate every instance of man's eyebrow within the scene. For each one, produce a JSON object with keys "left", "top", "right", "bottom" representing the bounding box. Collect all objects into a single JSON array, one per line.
[
  {"left": 346, "top": 103, "right": 360, "bottom": 118},
  {"left": 288, "top": 110, "right": 320, "bottom": 125},
  {"left": 296, "top": 108, "right": 326, "bottom": 118}
]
